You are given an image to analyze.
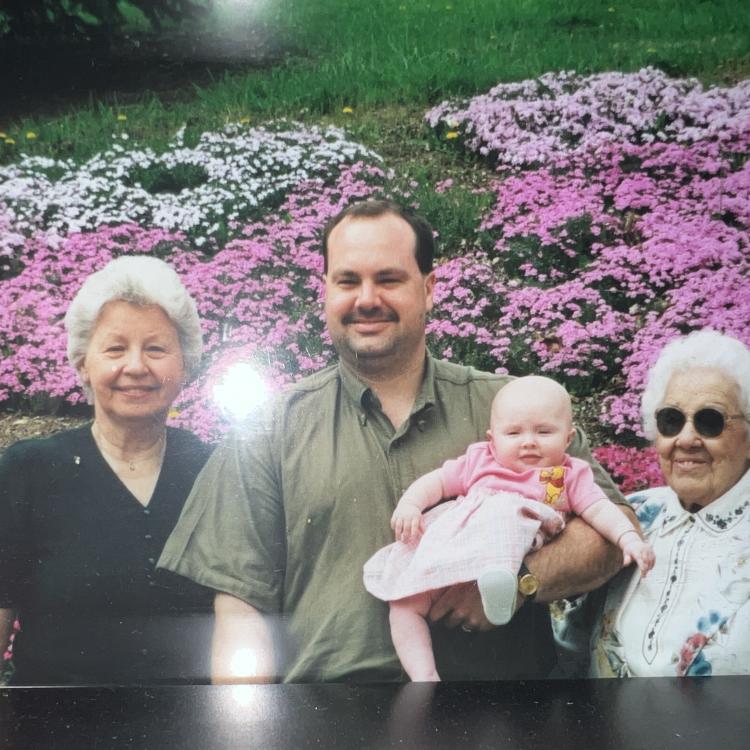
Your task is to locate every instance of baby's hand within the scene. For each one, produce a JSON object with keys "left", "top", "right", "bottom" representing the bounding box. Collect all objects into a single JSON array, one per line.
[
  {"left": 391, "top": 500, "right": 424, "bottom": 544},
  {"left": 620, "top": 532, "right": 655, "bottom": 577}
]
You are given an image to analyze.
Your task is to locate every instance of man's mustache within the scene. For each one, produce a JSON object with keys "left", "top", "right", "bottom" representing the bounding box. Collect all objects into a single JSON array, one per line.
[{"left": 343, "top": 310, "right": 399, "bottom": 324}]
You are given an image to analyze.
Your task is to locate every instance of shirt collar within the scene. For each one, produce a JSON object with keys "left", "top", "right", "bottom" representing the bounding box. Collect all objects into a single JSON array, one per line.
[
  {"left": 338, "top": 359, "right": 371, "bottom": 409},
  {"left": 658, "top": 466, "right": 750, "bottom": 535},
  {"left": 337, "top": 354, "right": 437, "bottom": 415}
]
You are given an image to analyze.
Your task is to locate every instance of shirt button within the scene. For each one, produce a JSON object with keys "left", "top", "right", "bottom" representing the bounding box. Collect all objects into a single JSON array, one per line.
[{"left": 145, "top": 534, "right": 152, "bottom": 540}]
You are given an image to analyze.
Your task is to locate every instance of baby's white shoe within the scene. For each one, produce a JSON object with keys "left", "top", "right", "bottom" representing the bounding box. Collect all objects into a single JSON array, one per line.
[{"left": 478, "top": 568, "right": 517, "bottom": 625}]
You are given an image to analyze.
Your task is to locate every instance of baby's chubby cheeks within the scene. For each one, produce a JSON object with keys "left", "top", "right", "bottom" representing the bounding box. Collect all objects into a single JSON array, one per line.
[{"left": 487, "top": 376, "right": 577, "bottom": 472}]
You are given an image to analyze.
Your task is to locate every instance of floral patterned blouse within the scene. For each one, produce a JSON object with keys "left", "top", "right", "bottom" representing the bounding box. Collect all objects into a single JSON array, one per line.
[{"left": 590, "top": 467, "right": 750, "bottom": 678}]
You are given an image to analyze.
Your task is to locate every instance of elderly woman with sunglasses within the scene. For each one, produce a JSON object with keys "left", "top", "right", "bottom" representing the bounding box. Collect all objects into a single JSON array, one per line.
[
  {"left": 0, "top": 256, "right": 213, "bottom": 685},
  {"left": 589, "top": 329, "right": 750, "bottom": 677}
]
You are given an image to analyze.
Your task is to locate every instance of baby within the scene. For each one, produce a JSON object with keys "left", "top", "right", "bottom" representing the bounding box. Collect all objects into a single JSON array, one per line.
[{"left": 363, "top": 375, "right": 654, "bottom": 682}]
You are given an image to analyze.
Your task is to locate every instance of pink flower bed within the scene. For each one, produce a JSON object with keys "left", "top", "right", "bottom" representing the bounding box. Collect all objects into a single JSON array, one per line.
[
  {"left": 592, "top": 445, "right": 665, "bottom": 495},
  {"left": 1, "top": 73, "right": 748, "bottom": 492},
  {"left": 0, "top": 161, "right": 388, "bottom": 440}
]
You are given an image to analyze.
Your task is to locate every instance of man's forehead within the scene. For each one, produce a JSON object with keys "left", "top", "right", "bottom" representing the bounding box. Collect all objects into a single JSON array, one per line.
[{"left": 327, "top": 213, "right": 419, "bottom": 267}]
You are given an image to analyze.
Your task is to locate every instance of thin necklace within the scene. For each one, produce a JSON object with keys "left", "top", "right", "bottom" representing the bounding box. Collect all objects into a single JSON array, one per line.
[{"left": 91, "top": 422, "right": 166, "bottom": 472}]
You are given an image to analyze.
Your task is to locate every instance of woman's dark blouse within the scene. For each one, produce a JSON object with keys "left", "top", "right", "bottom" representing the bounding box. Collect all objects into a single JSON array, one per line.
[{"left": 0, "top": 425, "right": 214, "bottom": 685}]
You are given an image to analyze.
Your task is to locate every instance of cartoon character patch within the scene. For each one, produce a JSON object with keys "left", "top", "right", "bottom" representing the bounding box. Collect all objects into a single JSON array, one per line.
[{"left": 539, "top": 466, "right": 566, "bottom": 506}]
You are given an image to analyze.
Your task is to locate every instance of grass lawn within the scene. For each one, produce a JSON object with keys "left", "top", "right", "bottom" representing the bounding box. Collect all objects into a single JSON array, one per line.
[{"left": 2, "top": 0, "right": 749, "bottom": 163}]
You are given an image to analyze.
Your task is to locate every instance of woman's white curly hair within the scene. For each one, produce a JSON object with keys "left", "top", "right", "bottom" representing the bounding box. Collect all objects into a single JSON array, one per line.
[
  {"left": 641, "top": 329, "right": 750, "bottom": 440},
  {"left": 64, "top": 256, "right": 203, "bottom": 397}
]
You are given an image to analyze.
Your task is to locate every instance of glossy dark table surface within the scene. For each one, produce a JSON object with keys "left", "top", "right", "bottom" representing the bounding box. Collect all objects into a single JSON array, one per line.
[{"left": 2, "top": 677, "right": 748, "bottom": 749}]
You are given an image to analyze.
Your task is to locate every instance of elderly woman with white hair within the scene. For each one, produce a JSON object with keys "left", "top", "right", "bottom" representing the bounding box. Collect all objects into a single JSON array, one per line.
[
  {"left": 0, "top": 256, "right": 213, "bottom": 685},
  {"left": 590, "top": 329, "right": 750, "bottom": 677}
]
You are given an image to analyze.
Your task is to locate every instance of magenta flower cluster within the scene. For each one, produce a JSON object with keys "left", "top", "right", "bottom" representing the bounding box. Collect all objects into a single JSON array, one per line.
[
  {"left": 426, "top": 69, "right": 749, "bottom": 488},
  {"left": 591, "top": 445, "right": 664, "bottom": 495}
]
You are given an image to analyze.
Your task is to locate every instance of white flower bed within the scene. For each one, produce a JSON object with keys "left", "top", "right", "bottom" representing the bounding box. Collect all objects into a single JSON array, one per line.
[
  {"left": 426, "top": 67, "right": 750, "bottom": 169},
  {"left": 0, "top": 122, "right": 381, "bottom": 246}
]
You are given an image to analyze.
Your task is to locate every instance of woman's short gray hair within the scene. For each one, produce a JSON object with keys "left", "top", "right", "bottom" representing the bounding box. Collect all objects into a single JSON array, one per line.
[
  {"left": 65, "top": 256, "right": 203, "bottom": 382},
  {"left": 641, "top": 329, "right": 750, "bottom": 439}
]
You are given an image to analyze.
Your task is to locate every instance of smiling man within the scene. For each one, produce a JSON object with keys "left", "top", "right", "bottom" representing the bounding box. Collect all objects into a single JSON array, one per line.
[{"left": 159, "top": 199, "right": 630, "bottom": 683}]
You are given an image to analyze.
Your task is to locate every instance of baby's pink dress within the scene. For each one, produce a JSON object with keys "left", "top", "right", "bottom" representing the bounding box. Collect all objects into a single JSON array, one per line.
[{"left": 363, "top": 442, "right": 604, "bottom": 602}]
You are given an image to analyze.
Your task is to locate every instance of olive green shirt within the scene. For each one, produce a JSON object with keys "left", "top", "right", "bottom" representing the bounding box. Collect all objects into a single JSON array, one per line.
[{"left": 159, "top": 356, "right": 624, "bottom": 682}]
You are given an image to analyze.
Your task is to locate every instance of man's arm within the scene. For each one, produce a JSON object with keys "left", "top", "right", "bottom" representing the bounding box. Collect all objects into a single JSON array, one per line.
[
  {"left": 524, "top": 508, "right": 635, "bottom": 603},
  {"left": 211, "top": 593, "right": 276, "bottom": 684}
]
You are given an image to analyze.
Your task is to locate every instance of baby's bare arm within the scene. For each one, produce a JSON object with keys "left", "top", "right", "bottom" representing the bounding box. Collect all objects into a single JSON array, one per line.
[
  {"left": 581, "top": 499, "right": 654, "bottom": 576},
  {"left": 391, "top": 469, "right": 445, "bottom": 543}
]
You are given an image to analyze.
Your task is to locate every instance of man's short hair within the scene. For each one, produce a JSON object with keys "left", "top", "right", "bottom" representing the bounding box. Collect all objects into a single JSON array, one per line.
[{"left": 321, "top": 199, "right": 435, "bottom": 274}]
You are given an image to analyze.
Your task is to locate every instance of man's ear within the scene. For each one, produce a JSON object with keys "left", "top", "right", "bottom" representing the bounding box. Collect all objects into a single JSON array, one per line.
[
  {"left": 486, "top": 429, "right": 493, "bottom": 442},
  {"left": 77, "top": 361, "right": 89, "bottom": 384},
  {"left": 424, "top": 271, "right": 436, "bottom": 311}
]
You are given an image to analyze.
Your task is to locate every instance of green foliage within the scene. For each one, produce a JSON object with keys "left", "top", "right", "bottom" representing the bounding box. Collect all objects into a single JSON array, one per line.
[
  {"left": 126, "top": 162, "right": 209, "bottom": 194},
  {"left": 1, "top": 0, "right": 207, "bottom": 41},
  {"left": 408, "top": 179, "right": 495, "bottom": 258},
  {"left": 498, "top": 215, "right": 604, "bottom": 287}
]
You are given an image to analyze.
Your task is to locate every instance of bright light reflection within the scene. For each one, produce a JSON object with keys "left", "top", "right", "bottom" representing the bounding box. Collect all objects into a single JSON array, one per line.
[
  {"left": 230, "top": 647, "right": 259, "bottom": 678},
  {"left": 215, "top": 0, "right": 270, "bottom": 21},
  {"left": 212, "top": 362, "right": 270, "bottom": 420},
  {"left": 231, "top": 685, "right": 257, "bottom": 708}
]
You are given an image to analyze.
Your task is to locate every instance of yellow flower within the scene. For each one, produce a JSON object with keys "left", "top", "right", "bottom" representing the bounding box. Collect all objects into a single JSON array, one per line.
[
  {"left": 25, "top": 131, "right": 37, "bottom": 140},
  {"left": 4, "top": 138, "right": 16, "bottom": 145},
  {"left": 117, "top": 113, "right": 127, "bottom": 121},
  {"left": 608, "top": 6, "right": 616, "bottom": 11},
  {"left": 168, "top": 408, "right": 181, "bottom": 419},
  {"left": 239, "top": 116, "right": 251, "bottom": 124},
  {"left": 646, "top": 47, "right": 656, "bottom": 53},
  {"left": 342, "top": 106, "right": 354, "bottom": 114},
  {"left": 0, "top": 131, "right": 6, "bottom": 139},
  {"left": 445, "top": 4, "right": 454, "bottom": 10},
  {"left": 445, "top": 131, "right": 459, "bottom": 139}
]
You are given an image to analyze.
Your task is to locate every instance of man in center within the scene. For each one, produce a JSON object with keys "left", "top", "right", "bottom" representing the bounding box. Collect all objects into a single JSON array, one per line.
[{"left": 159, "top": 199, "right": 629, "bottom": 682}]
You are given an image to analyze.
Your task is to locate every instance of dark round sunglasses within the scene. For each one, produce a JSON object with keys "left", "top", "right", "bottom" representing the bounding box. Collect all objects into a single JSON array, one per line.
[{"left": 655, "top": 406, "right": 747, "bottom": 438}]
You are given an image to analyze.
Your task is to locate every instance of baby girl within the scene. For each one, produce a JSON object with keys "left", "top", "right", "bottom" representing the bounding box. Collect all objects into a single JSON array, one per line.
[{"left": 363, "top": 375, "right": 653, "bottom": 681}]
